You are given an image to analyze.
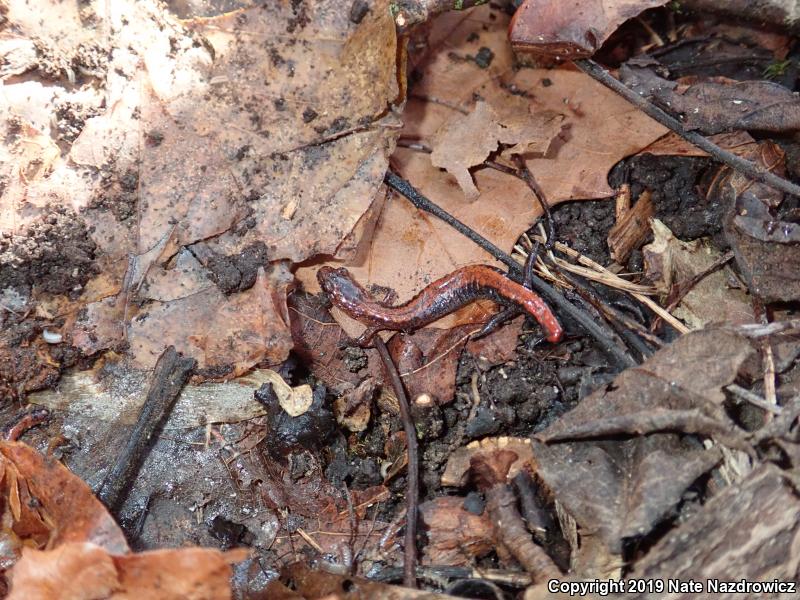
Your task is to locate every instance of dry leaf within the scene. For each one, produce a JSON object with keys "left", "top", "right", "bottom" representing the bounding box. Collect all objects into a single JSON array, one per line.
[
  {"left": 510, "top": 0, "right": 670, "bottom": 57},
  {"left": 441, "top": 436, "right": 534, "bottom": 487},
  {"left": 621, "top": 62, "right": 800, "bottom": 135},
  {"left": 7, "top": 543, "right": 120, "bottom": 600},
  {"left": 531, "top": 435, "right": 720, "bottom": 555},
  {"left": 538, "top": 329, "right": 754, "bottom": 444},
  {"left": 7, "top": 542, "right": 247, "bottom": 600},
  {"left": 297, "top": 4, "right": 666, "bottom": 335},
  {"left": 419, "top": 496, "right": 495, "bottom": 566},
  {"left": 0, "top": 442, "right": 129, "bottom": 557},
  {"left": 430, "top": 100, "right": 563, "bottom": 200},
  {"left": 643, "top": 219, "right": 751, "bottom": 329},
  {"left": 1, "top": 0, "right": 400, "bottom": 377}
]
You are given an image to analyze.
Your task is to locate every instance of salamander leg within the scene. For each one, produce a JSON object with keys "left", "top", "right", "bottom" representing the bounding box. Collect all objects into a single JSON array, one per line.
[
  {"left": 472, "top": 307, "right": 520, "bottom": 340},
  {"left": 355, "top": 326, "right": 381, "bottom": 348}
]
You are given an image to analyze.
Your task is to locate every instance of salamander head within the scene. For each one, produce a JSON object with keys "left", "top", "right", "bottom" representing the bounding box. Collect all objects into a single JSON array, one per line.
[{"left": 316, "top": 266, "right": 365, "bottom": 308}]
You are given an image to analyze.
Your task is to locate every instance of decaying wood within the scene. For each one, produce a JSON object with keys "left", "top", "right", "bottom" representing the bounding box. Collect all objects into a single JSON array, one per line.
[
  {"left": 632, "top": 464, "right": 800, "bottom": 588},
  {"left": 608, "top": 190, "right": 654, "bottom": 264},
  {"left": 96, "top": 346, "right": 196, "bottom": 512},
  {"left": 471, "top": 450, "right": 561, "bottom": 581}
]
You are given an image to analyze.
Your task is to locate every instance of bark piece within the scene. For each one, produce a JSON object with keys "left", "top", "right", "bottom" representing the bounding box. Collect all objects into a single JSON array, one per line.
[
  {"left": 632, "top": 464, "right": 800, "bottom": 597},
  {"left": 608, "top": 190, "right": 655, "bottom": 264}
]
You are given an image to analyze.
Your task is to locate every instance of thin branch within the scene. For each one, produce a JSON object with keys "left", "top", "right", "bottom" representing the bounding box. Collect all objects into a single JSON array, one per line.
[
  {"left": 384, "top": 171, "right": 638, "bottom": 369},
  {"left": 573, "top": 58, "right": 800, "bottom": 198},
  {"left": 511, "top": 155, "right": 556, "bottom": 250},
  {"left": 374, "top": 336, "right": 419, "bottom": 588},
  {"left": 97, "top": 346, "right": 196, "bottom": 512}
]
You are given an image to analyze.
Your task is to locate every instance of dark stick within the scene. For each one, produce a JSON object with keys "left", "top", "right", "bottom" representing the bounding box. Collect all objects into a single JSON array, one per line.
[
  {"left": 511, "top": 155, "right": 556, "bottom": 250},
  {"left": 573, "top": 58, "right": 800, "bottom": 198},
  {"left": 96, "top": 346, "right": 196, "bottom": 512},
  {"left": 374, "top": 336, "right": 419, "bottom": 588},
  {"left": 384, "top": 171, "right": 637, "bottom": 368},
  {"left": 557, "top": 268, "right": 655, "bottom": 360}
]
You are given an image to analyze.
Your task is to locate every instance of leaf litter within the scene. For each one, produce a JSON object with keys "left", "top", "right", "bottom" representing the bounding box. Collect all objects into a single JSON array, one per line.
[{"left": 2, "top": 0, "right": 800, "bottom": 597}]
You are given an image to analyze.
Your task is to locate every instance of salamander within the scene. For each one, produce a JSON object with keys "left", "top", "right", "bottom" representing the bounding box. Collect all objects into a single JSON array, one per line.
[
  {"left": 317, "top": 265, "right": 563, "bottom": 346},
  {"left": 3, "top": 407, "right": 50, "bottom": 441}
]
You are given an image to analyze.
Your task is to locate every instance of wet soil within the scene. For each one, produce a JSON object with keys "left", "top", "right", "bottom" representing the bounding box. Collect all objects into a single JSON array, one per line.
[
  {"left": 3, "top": 4, "right": 795, "bottom": 595},
  {"left": 1, "top": 151, "right": 735, "bottom": 589}
]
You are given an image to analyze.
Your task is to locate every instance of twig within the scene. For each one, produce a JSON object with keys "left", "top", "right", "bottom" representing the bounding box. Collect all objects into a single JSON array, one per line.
[
  {"left": 519, "top": 234, "right": 691, "bottom": 334},
  {"left": 374, "top": 336, "right": 419, "bottom": 588},
  {"left": 471, "top": 450, "right": 561, "bottom": 581},
  {"left": 96, "top": 346, "right": 196, "bottom": 512},
  {"left": 372, "top": 565, "right": 533, "bottom": 588},
  {"left": 556, "top": 268, "right": 656, "bottom": 360},
  {"left": 573, "top": 58, "right": 800, "bottom": 198},
  {"left": 726, "top": 384, "right": 782, "bottom": 415},
  {"left": 731, "top": 319, "right": 800, "bottom": 337},
  {"left": 483, "top": 159, "right": 556, "bottom": 250},
  {"left": 384, "top": 171, "right": 638, "bottom": 369},
  {"left": 511, "top": 155, "right": 556, "bottom": 250}
]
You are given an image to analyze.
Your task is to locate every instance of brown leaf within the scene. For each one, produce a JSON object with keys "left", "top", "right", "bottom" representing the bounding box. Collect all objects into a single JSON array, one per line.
[
  {"left": 510, "top": 0, "right": 670, "bottom": 58},
  {"left": 631, "top": 465, "right": 800, "bottom": 591},
  {"left": 7, "top": 543, "right": 120, "bottom": 600},
  {"left": 2, "top": 0, "right": 400, "bottom": 378},
  {"left": 442, "top": 437, "right": 534, "bottom": 487},
  {"left": 0, "top": 441, "right": 129, "bottom": 556},
  {"left": 419, "top": 496, "right": 495, "bottom": 566},
  {"left": 642, "top": 219, "right": 752, "bottom": 329},
  {"left": 111, "top": 547, "right": 247, "bottom": 600},
  {"left": 664, "top": 79, "right": 800, "bottom": 135},
  {"left": 124, "top": 266, "right": 294, "bottom": 375},
  {"left": 297, "top": 4, "right": 666, "bottom": 334},
  {"left": 532, "top": 434, "right": 721, "bottom": 554},
  {"left": 7, "top": 542, "right": 247, "bottom": 600},
  {"left": 641, "top": 130, "right": 758, "bottom": 158},
  {"left": 538, "top": 329, "right": 754, "bottom": 445},
  {"left": 430, "top": 100, "right": 563, "bottom": 200}
]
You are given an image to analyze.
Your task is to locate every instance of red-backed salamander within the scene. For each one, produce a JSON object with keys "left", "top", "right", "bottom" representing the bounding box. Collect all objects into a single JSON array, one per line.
[
  {"left": 317, "top": 265, "right": 563, "bottom": 347},
  {"left": 3, "top": 407, "right": 50, "bottom": 441}
]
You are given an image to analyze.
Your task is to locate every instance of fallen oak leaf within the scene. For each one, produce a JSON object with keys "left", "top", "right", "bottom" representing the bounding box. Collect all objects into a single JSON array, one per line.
[
  {"left": 531, "top": 434, "right": 721, "bottom": 556},
  {"left": 537, "top": 329, "right": 755, "bottom": 449},
  {"left": 430, "top": 100, "right": 563, "bottom": 201},
  {"left": 0, "top": 441, "right": 129, "bottom": 556},
  {"left": 510, "top": 0, "right": 671, "bottom": 58}
]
